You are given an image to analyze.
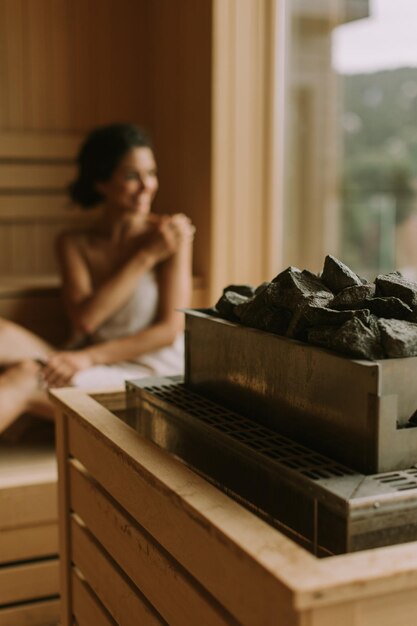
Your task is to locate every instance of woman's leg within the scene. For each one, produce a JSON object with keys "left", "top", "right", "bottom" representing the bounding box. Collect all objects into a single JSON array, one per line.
[
  {"left": 0, "top": 320, "right": 54, "bottom": 433},
  {"left": 0, "top": 318, "right": 52, "bottom": 365},
  {"left": 0, "top": 360, "right": 54, "bottom": 434}
]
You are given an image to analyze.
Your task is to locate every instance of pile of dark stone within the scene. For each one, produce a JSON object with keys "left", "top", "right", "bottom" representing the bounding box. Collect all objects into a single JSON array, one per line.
[{"left": 214, "top": 255, "right": 417, "bottom": 360}]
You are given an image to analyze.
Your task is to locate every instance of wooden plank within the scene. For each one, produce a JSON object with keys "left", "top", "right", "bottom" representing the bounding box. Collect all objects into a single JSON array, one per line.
[
  {"left": 147, "top": 1, "right": 211, "bottom": 285},
  {"left": 72, "top": 569, "right": 116, "bottom": 626},
  {"left": 26, "top": 0, "right": 49, "bottom": 129},
  {"left": 350, "top": 587, "right": 417, "bottom": 626},
  {"left": 70, "top": 465, "right": 233, "bottom": 626},
  {"left": 0, "top": 132, "right": 82, "bottom": 159},
  {"left": 0, "top": 275, "right": 61, "bottom": 294},
  {"left": 0, "top": 522, "right": 58, "bottom": 564},
  {"left": 55, "top": 406, "right": 72, "bottom": 626},
  {"left": 0, "top": 442, "right": 56, "bottom": 488},
  {"left": 0, "top": 597, "right": 60, "bottom": 626},
  {"left": 0, "top": 558, "right": 59, "bottom": 605},
  {"left": 52, "top": 392, "right": 298, "bottom": 626},
  {"left": 3, "top": 0, "right": 25, "bottom": 128},
  {"left": 0, "top": 2, "right": 9, "bottom": 127},
  {"left": 90, "top": 391, "right": 128, "bottom": 414},
  {"left": 0, "top": 196, "right": 91, "bottom": 220},
  {"left": 301, "top": 586, "right": 417, "bottom": 626},
  {"left": 71, "top": 516, "right": 164, "bottom": 626},
  {"left": 0, "top": 476, "right": 57, "bottom": 529},
  {"left": 48, "top": 0, "right": 72, "bottom": 129},
  {"left": 0, "top": 443, "right": 57, "bottom": 529},
  {"left": 0, "top": 164, "right": 75, "bottom": 189}
]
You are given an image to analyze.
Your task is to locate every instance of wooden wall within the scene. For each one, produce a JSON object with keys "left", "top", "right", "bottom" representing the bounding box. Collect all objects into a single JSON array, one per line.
[
  {"left": 0, "top": 0, "right": 212, "bottom": 291},
  {"left": 0, "top": 0, "right": 279, "bottom": 306},
  {"left": 210, "top": 0, "right": 279, "bottom": 300},
  {"left": 145, "top": 1, "right": 212, "bottom": 281},
  {"left": 0, "top": 0, "right": 147, "bottom": 130}
]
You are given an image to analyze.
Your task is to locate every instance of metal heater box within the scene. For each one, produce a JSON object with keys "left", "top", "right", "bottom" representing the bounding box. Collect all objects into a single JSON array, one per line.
[{"left": 184, "top": 309, "right": 417, "bottom": 474}]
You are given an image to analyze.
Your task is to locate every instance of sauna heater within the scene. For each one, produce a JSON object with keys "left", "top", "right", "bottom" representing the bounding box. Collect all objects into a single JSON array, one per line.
[{"left": 124, "top": 310, "right": 417, "bottom": 557}]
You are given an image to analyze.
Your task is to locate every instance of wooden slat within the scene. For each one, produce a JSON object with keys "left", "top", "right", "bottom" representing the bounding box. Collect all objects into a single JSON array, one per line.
[
  {"left": 0, "top": 558, "right": 59, "bottom": 605},
  {"left": 72, "top": 569, "right": 116, "bottom": 626},
  {"left": 301, "top": 586, "right": 417, "bottom": 626},
  {"left": 70, "top": 464, "right": 233, "bottom": 626},
  {"left": 90, "top": 391, "right": 128, "bottom": 414},
  {"left": 0, "top": 196, "right": 90, "bottom": 220},
  {"left": 3, "top": 1, "right": 25, "bottom": 128},
  {"left": 0, "top": 597, "right": 59, "bottom": 626},
  {"left": 0, "top": 132, "right": 82, "bottom": 159},
  {"left": 0, "top": 275, "right": 61, "bottom": 294},
  {"left": 0, "top": 522, "right": 58, "bottom": 563},
  {"left": 56, "top": 393, "right": 297, "bottom": 626},
  {"left": 25, "top": 0, "right": 47, "bottom": 129},
  {"left": 48, "top": 1, "right": 72, "bottom": 129},
  {"left": 0, "top": 2, "right": 9, "bottom": 126},
  {"left": 0, "top": 164, "right": 75, "bottom": 189},
  {"left": 0, "top": 443, "right": 56, "bottom": 487},
  {"left": 55, "top": 403, "right": 73, "bottom": 626},
  {"left": 71, "top": 516, "right": 164, "bottom": 626},
  {"left": 0, "top": 479, "right": 57, "bottom": 529}
]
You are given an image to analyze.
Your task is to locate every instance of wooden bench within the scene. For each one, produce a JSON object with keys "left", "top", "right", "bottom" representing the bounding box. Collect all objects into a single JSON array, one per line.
[{"left": 0, "top": 438, "right": 59, "bottom": 626}]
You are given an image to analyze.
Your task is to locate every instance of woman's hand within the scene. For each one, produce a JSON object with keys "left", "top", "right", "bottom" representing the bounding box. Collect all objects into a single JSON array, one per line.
[
  {"left": 144, "top": 214, "right": 195, "bottom": 263},
  {"left": 42, "top": 350, "right": 94, "bottom": 388}
]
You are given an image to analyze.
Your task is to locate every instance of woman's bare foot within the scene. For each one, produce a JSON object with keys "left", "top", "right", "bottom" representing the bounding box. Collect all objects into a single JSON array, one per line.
[{"left": 0, "top": 359, "right": 44, "bottom": 434}]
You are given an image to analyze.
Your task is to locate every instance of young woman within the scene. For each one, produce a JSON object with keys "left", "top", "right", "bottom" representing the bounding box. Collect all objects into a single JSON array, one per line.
[{"left": 0, "top": 123, "right": 195, "bottom": 433}]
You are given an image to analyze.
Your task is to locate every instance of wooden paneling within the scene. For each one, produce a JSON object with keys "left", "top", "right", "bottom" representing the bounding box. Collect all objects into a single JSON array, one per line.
[
  {"left": 0, "top": 131, "right": 98, "bottom": 279},
  {"left": 0, "top": 442, "right": 57, "bottom": 528},
  {"left": 56, "top": 392, "right": 297, "bottom": 626},
  {"left": 71, "top": 517, "right": 164, "bottom": 625},
  {"left": 0, "top": 164, "right": 75, "bottom": 189},
  {"left": 210, "top": 0, "right": 274, "bottom": 300},
  {"left": 0, "top": 0, "right": 279, "bottom": 304},
  {"left": 0, "top": 131, "right": 81, "bottom": 158},
  {"left": 147, "top": 0, "right": 212, "bottom": 284},
  {"left": 0, "top": 2, "right": 212, "bottom": 292},
  {"left": 72, "top": 570, "right": 116, "bottom": 626},
  {"left": 0, "top": 0, "right": 148, "bottom": 132},
  {"left": 0, "top": 559, "right": 59, "bottom": 605},
  {"left": 70, "top": 463, "right": 232, "bottom": 625},
  {"left": 0, "top": 523, "right": 58, "bottom": 563},
  {"left": 0, "top": 598, "right": 60, "bottom": 626}
]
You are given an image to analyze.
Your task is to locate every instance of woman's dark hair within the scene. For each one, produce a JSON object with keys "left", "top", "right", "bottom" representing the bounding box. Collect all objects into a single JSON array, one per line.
[{"left": 69, "top": 123, "right": 153, "bottom": 209}]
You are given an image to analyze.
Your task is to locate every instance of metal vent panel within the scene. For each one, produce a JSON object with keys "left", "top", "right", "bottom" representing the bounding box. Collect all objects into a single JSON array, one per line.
[
  {"left": 124, "top": 377, "right": 417, "bottom": 555},
  {"left": 143, "top": 382, "right": 356, "bottom": 479}
]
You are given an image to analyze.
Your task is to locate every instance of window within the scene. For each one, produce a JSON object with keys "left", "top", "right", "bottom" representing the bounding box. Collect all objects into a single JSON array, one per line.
[{"left": 283, "top": 0, "right": 417, "bottom": 280}]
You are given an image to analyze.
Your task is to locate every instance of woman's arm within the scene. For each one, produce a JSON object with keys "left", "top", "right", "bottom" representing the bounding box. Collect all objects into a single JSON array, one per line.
[
  {"left": 43, "top": 221, "right": 194, "bottom": 387},
  {"left": 57, "top": 215, "right": 190, "bottom": 335},
  {"left": 84, "top": 234, "right": 193, "bottom": 365}
]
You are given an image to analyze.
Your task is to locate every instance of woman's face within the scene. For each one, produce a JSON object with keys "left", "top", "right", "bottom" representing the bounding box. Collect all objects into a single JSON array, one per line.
[{"left": 97, "top": 146, "right": 158, "bottom": 216}]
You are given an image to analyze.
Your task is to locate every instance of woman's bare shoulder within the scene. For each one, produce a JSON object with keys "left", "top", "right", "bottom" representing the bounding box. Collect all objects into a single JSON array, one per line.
[{"left": 56, "top": 227, "right": 94, "bottom": 253}]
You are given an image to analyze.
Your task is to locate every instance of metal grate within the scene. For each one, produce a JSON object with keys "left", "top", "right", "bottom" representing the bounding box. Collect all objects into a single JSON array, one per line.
[
  {"left": 143, "top": 383, "right": 356, "bottom": 481},
  {"left": 124, "top": 377, "right": 417, "bottom": 555},
  {"left": 374, "top": 469, "right": 417, "bottom": 491}
]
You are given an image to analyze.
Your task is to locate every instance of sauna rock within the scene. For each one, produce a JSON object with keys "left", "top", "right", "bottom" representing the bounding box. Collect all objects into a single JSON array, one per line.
[
  {"left": 321, "top": 254, "right": 363, "bottom": 293},
  {"left": 213, "top": 255, "right": 417, "bottom": 360}
]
